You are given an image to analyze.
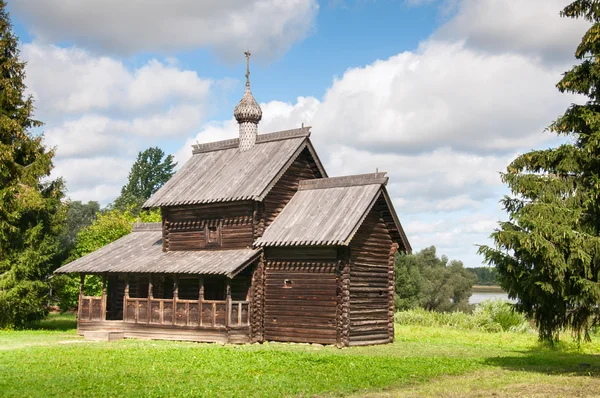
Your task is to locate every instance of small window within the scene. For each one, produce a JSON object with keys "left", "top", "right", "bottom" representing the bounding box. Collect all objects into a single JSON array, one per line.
[
  {"left": 283, "top": 279, "right": 293, "bottom": 288},
  {"left": 204, "top": 222, "right": 221, "bottom": 247}
]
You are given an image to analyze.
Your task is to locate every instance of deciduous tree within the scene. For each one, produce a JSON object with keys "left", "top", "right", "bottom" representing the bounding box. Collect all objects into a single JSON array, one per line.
[
  {"left": 395, "top": 246, "right": 475, "bottom": 312},
  {"left": 113, "top": 147, "right": 176, "bottom": 213}
]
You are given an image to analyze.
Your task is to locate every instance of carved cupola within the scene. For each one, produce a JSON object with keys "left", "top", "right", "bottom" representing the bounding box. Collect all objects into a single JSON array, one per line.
[{"left": 234, "top": 51, "right": 262, "bottom": 152}]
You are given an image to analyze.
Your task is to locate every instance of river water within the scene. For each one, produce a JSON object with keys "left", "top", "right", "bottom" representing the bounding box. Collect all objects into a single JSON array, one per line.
[{"left": 469, "top": 292, "right": 513, "bottom": 304}]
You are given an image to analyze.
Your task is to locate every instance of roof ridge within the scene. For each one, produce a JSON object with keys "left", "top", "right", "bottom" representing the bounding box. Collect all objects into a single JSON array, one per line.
[
  {"left": 192, "top": 126, "right": 311, "bottom": 154},
  {"left": 298, "top": 173, "right": 388, "bottom": 191},
  {"left": 132, "top": 222, "right": 162, "bottom": 232}
]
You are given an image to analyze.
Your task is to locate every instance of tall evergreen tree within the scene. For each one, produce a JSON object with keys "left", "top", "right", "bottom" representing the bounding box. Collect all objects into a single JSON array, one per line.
[
  {"left": 0, "top": 1, "right": 66, "bottom": 327},
  {"left": 113, "top": 147, "right": 176, "bottom": 213},
  {"left": 479, "top": 1, "right": 600, "bottom": 342}
]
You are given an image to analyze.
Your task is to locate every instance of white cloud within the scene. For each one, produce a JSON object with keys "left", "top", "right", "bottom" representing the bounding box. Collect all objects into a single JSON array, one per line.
[
  {"left": 175, "top": 0, "right": 585, "bottom": 265},
  {"left": 435, "top": 0, "right": 588, "bottom": 64},
  {"left": 12, "top": 0, "right": 319, "bottom": 60},
  {"left": 22, "top": 43, "right": 218, "bottom": 204},
  {"left": 23, "top": 44, "right": 212, "bottom": 118},
  {"left": 20, "top": 0, "right": 589, "bottom": 265}
]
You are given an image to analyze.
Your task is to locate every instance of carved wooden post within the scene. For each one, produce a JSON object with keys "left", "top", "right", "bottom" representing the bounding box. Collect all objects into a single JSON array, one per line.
[
  {"left": 147, "top": 274, "right": 153, "bottom": 324},
  {"left": 123, "top": 274, "right": 130, "bottom": 322},
  {"left": 101, "top": 273, "right": 107, "bottom": 321},
  {"left": 226, "top": 278, "right": 232, "bottom": 327},
  {"left": 172, "top": 275, "right": 178, "bottom": 325},
  {"left": 78, "top": 273, "right": 85, "bottom": 320},
  {"left": 198, "top": 276, "right": 204, "bottom": 326}
]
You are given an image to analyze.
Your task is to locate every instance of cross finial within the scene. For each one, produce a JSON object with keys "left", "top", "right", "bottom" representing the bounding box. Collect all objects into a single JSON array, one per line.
[{"left": 244, "top": 50, "right": 251, "bottom": 88}]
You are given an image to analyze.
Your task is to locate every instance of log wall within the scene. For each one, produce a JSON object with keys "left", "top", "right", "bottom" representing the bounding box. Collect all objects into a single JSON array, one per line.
[
  {"left": 263, "top": 247, "right": 338, "bottom": 344},
  {"left": 262, "top": 148, "right": 322, "bottom": 228},
  {"left": 348, "top": 200, "right": 395, "bottom": 346},
  {"left": 162, "top": 202, "right": 254, "bottom": 251}
]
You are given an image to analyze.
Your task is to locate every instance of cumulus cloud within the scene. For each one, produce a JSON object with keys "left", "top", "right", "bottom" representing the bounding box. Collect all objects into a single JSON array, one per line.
[
  {"left": 435, "top": 0, "right": 588, "bottom": 64},
  {"left": 175, "top": 0, "right": 585, "bottom": 265},
  {"left": 12, "top": 0, "right": 319, "bottom": 60},
  {"left": 23, "top": 44, "right": 212, "bottom": 119},
  {"left": 18, "top": 0, "right": 589, "bottom": 264},
  {"left": 22, "top": 43, "right": 217, "bottom": 204}
]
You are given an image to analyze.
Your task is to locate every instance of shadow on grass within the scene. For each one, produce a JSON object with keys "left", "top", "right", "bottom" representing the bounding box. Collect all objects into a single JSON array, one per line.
[
  {"left": 485, "top": 348, "right": 600, "bottom": 377},
  {"left": 26, "top": 312, "right": 77, "bottom": 331}
]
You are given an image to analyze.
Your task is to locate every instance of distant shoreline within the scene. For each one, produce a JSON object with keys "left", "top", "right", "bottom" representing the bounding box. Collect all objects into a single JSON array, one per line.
[{"left": 472, "top": 285, "right": 504, "bottom": 293}]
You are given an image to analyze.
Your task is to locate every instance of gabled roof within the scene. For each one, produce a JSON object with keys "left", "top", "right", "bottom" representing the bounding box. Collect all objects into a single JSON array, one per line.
[
  {"left": 143, "top": 127, "right": 327, "bottom": 208},
  {"left": 255, "top": 173, "right": 411, "bottom": 251},
  {"left": 54, "top": 223, "right": 261, "bottom": 277}
]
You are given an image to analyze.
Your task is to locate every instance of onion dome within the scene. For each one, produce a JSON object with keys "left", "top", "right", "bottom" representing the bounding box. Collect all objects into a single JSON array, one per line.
[
  {"left": 234, "top": 85, "right": 262, "bottom": 124},
  {"left": 235, "top": 51, "right": 262, "bottom": 152}
]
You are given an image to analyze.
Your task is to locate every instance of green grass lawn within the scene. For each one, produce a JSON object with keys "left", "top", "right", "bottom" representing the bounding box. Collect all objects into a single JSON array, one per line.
[{"left": 0, "top": 314, "right": 599, "bottom": 397}]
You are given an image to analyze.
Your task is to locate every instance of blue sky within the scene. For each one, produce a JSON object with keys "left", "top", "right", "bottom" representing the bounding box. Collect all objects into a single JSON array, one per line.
[{"left": 6, "top": 0, "right": 588, "bottom": 266}]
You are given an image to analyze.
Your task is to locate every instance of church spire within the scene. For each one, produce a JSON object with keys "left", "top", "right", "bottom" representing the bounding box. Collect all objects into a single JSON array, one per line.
[{"left": 234, "top": 50, "right": 262, "bottom": 151}]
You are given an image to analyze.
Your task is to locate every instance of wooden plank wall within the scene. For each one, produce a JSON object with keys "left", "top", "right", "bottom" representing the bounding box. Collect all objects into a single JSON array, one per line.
[
  {"left": 263, "top": 247, "right": 338, "bottom": 344},
  {"left": 262, "top": 148, "right": 322, "bottom": 229},
  {"left": 162, "top": 202, "right": 254, "bottom": 250},
  {"left": 348, "top": 200, "right": 395, "bottom": 346}
]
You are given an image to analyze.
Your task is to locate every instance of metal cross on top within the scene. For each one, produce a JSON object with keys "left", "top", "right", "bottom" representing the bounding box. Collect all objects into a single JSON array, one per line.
[{"left": 244, "top": 50, "right": 251, "bottom": 87}]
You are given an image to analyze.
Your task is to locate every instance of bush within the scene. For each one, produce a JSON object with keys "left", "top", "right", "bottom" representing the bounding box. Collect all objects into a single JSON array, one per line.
[
  {"left": 394, "top": 299, "right": 532, "bottom": 333},
  {"left": 473, "top": 299, "right": 530, "bottom": 333}
]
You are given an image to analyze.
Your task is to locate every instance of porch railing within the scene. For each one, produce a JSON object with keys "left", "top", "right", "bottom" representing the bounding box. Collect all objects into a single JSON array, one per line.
[
  {"left": 78, "top": 295, "right": 105, "bottom": 321},
  {"left": 122, "top": 298, "right": 250, "bottom": 327}
]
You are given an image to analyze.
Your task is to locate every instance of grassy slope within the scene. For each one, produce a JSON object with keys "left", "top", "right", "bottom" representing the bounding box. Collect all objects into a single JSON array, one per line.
[{"left": 0, "top": 315, "right": 598, "bottom": 397}]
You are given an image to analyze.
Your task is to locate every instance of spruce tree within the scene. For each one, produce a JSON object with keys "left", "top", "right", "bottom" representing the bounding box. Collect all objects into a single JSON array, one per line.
[
  {"left": 0, "top": 1, "right": 66, "bottom": 327},
  {"left": 479, "top": 0, "right": 600, "bottom": 342}
]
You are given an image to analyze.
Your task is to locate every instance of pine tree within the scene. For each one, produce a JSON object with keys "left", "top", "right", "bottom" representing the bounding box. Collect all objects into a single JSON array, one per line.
[
  {"left": 0, "top": 1, "right": 66, "bottom": 327},
  {"left": 479, "top": 0, "right": 600, "bottom": 342},
  {"left": 113, "top": 147, "right": 176, "bottom": 213}
]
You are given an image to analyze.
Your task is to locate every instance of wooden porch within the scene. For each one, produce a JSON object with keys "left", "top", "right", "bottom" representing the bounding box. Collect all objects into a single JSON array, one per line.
[{"left": 77, "top": 273, "right": 252, "bottom": 343}]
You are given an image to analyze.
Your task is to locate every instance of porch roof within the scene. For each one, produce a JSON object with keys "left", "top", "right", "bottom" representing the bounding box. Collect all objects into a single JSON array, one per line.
[{"left": 54, "top": 223, "right": 261, "bottom": 278}]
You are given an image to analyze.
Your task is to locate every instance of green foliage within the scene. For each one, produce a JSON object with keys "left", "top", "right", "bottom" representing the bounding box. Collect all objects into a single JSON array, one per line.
[
  {"left": 467, "top": 267, "right": 498, "bottom": 286},
  {"left": 395, "top": 300, "right": 531, "bottom": 333},
  {"left": 52, "top": 208, "right": 160, "bottom": 310},
  {"left": 113, "top": 147, "right": 176, "bottom": 214},
  {"left": 395, "top": 246, "right": 476, "bottom": 312},
  {"left": 478, "top": 1, "right": 600, "bottom": 343},
  {"left": 57, "top": 201, "right": 100, "bottom": 254},
  {"left": 0, "top": 1, "right": 66, "bottom": 328}
]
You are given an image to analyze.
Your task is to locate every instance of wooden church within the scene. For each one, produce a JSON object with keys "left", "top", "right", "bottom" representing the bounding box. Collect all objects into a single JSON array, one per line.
[{"left": 55, "top": 54, "right": 411, "bottom": 347}]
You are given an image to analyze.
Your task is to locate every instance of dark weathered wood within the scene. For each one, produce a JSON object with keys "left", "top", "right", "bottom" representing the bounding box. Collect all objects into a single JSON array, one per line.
[
  {"left": 78, "top": 273, "right": 85, "bottom": 320},
  {"left": 250, "top": 253, "right": 265, "bottom": 342},
  {"left": 162, "top": 203, "right": 255, "bottom": 251},
  {"left": 263, "top": 251, "right": 338, "bottom": 345},
  {"left": 348, "top": 202, "right": 395, "bottom": 346}
]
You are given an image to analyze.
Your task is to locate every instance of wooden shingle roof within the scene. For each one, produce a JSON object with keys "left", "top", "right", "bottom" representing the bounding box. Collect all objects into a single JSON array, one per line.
[
  {"left": 54, "top": 223, "right": 261, "bottom": 277},
  {"left": 255, "top": 173, "right": 410, "bottom": 250},
  {"left": 143, "top": 127, "right": 326, "bottom": 208}
]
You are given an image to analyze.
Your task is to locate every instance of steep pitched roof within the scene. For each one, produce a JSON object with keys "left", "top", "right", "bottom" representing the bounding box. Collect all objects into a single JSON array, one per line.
[
  {"left": 143, "top": 127, "right": 326, "bottom": 208},
  {"left": 255, "top": 173, "right": 411, "bottom": 251},
  {"left": 54, "top": 223, "right": 261, "bottom": 277}
]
